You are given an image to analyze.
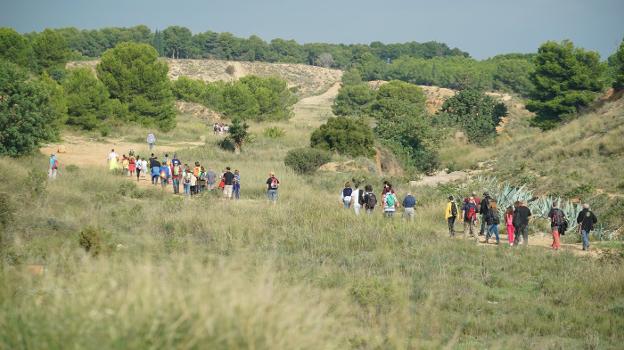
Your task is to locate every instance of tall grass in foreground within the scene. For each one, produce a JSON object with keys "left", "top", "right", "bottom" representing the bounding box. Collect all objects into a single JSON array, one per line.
[{"left": 1, "top": 154, "right": 623, "bottom": 349}]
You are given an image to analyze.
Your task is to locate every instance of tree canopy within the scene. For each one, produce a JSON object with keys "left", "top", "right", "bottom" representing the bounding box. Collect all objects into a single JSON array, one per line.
[
  {"left": 310, "top": 117, "right": 376, "bottom": 157},
  {"left": 0, "top": 60, "right": 60, "bottom": 156}
]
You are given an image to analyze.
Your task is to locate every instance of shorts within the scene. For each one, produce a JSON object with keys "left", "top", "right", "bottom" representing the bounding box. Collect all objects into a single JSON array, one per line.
[{"left": 223, "top": 185, "right": 233, "bottom": 198}]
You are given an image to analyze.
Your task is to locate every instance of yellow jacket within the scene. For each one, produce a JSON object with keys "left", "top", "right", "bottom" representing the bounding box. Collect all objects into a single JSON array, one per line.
[{"left": 445, "top": 201, "right": 456, "bottom": 219}]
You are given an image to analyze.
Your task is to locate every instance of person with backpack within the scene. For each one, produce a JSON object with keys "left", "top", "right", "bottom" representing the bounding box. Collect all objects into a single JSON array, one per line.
[
  {"left": 206, "top": 168, "right": 217, "bottom": 191},
  {"left": 445, "top": 195, "right": 458, "bottom": 237},
  {"left": 548, "top": 202, "right": 566, "bottom": 250},
  {"left": 402, "top": 192, "right": 416, "bottom": 221},
  {"left": 485, "top": 201, "right": 500, "bottom": 244},
  {"left": 233, "top": 169, "right": 241, "bottom": 199},
  {"left": 479, "top": 192, "right": 492, "bottom": 236},
  {"left": 160, "top": 158, "right": 170, "bottom": 189},
  {"left": 266, "top": 172, "right": 280, "bottom": 204},
  {"left": 341, "top": 182, "right": 353, "bottom": 209},
  {"left": 171, "top": 162, "right": 182, "bottom": 194},
  {"left": 141, "top": 158, "right": 148, "bottom": 180},
  {"left": 383, "top": 186, "right": 398, "bottom": 218},
  {"left": 363, "top": 185, "right": 377, "bottom": 214},
  {"left": 513, "top": 201, "right": 532, "bottom": 246},
  {"left": 462, "top": 197, "right": 478, "bottom": 239},
  {"left": 150, "top": 158, "right": 161, "bottom": 185},
  {"left": 182, "top": 165, "right": 192, "bottom": 196},
  {"left": 505, "top": 206, "right": 515, "bottom": 246},
  {"left": 576, "top": 203, "right": 598, "bottom": 251},
  {"left": 48, "top": 154, "right": 59, "bottom": 179},
  {"left": 351, "top": 183, "right": 363, "bottom": 215}
]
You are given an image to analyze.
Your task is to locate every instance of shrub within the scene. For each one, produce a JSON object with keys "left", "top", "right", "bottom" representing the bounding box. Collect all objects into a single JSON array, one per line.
[
  {"left": 0, "top": 192, "right": 14, "bottom": 229},
  {"left": 332, "top": 84, "right": 375, "bottom": 116},
  {"left": 284, "top": 148, "right": 332, "bottom": 174},
  {"left": 218, "top": 137, "right": 236, "bottom": 152},
  {"left": 78, "top": 226, "right": 110, "bottom": 256},
  {"left": 263, "top": 126, "right": 285, "bottom": 139},
  {"left": 310, "top": 117, "right": 375, "bottom": 157}
]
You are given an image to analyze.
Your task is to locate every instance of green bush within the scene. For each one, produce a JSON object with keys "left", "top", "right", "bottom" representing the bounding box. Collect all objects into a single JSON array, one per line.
[
  {"left": 63, "top": 68, "right": 114, "bottom": 130},
  {"left": 332, "top": 84, "right": 375, "bottom": 116},
  {"left": 0, "top": 192, "right": 14, "bottom": 230},
  {"left": 78, "top": 226, "right": 110, "bottom": 256},
  {"left": 263, "top": 126, "right": 286, "bottom": 139},
  {"left": 310, "top": 117, "right": 375, "bottom": 157},
  {"left": 284, "top": 147, "right": 332, "bottom": 174}
]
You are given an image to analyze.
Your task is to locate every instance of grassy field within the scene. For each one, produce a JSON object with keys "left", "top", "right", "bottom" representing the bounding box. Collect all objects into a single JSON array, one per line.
[{"left": 1, "top": 86, "right": 624, "bottom": 349}]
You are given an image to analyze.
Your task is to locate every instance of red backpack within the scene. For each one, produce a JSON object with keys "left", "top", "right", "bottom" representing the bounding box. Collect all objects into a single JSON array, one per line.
[{"left": 467, "top": 206, "right": 477, "bottom": 221}]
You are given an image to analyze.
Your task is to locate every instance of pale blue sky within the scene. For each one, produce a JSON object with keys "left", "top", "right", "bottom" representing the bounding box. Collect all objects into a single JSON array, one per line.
[{"left": 1, "top": 0, "right": 622, "bottom": 59}]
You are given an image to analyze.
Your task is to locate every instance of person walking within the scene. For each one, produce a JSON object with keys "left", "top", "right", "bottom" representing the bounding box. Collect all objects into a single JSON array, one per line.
[
  {"left": 107, "top": 149, "right": 119, "bottom": 171},
  {"left": 548, "top": 202, "right": 566, "bottom": 250},
  {"left": 513, "top": 201, "right": 532, "bottom": 246},
  {"left": 576, "top": 204, "right": 598, "bottom": 251},
  {"left": 147, "top": 132, "right": 156, "bottom": 150},
  {"left": 150, "top": 158, "right": 161, "bottom": 185},
  {"left": 402, "top": 192, "right": 416, "bottom": 221},
  {"left": 505, "top": 206, "right": 515, "bottom": 246},
  {"left": 485, "top": 201, "right": 500, "bottom": 244},
  {"left": 135, "top": 156, "right": 143, "bottom": 181},
  {"left": 445, "top": 196, "right": 458, "bottom": 237},
  {"left": 351, "top": 183, "right": 363, "bottom": 215},
  {"left": 479, "top": 192, "right": 492, "bottom": 236},
  {"left": 382, "top": 186, "right": 398, "bottom": 218},
  {"left": 172, "top": 162, "right": 182, "bottom": 194},
  {"left": 222, "top": 167, "right": 235, "bottom": 199},
  {"left": 128, "top": 155, "right": 136, "bottom": 178},
  {"left": 183, "top": 165, "right": 192, "bottom": 196},
  {"left": 363, "top": 185, "right": 377, "bottom": 215},
  {"left": 233, "top": 169, "right": 241, "bottom": 199},
  {"left": 48, "top": 154, "right": 59, "bottom": 179},
  {"left": 141, "top": 158, "right": 148, "bottom": 179},
  {"left": 341, "top": 182, "right": 353, "bottom": 209},
  {"left": 121, "top": 155, "right": 129, "bottom": 176},
  {"left": 462, "top": 197, "right": 478, "bottom": 239},
  {"left": 266, "top": 172, "right": 279, "bottom": 204},
  {"left": 206, "top": 168, "right": 217, "bottom": 191}
]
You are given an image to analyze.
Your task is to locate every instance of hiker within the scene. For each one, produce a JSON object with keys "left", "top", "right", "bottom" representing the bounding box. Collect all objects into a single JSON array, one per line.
[
  {"left": 485, "top": 201, "right": 500, "bottom": 244},
  {"left": 189, "top": 167, "right": 198, "bottom": 195},
  {"left": 402, "top": 192, "right": 416, "bottom": 221},
  {"left": 351, "top": 183, "right": 363, "bottom": 215},
  {"left": 341, "top": 182, "right": 353, "bottom": 209},
  {"left": 233, "top": 169, "right": 241, "bottom": 199},
  {"left": 576, "top": 203, "right": 598, "bottom": 251},
  {"left": 223, "top": 167, "right": 235, "bottom": 199},
  {"left": 141, "top": 158, "right": 148, "bottom": 179},
  {"left": 462, "top": 197, "right": 478, "bottom": 239},
  {"left": 513, "top": 201, "right": 532, "bottom": 246},
  {"left": 147, "top": 133, "right": 156, "bottom": 150},
  {"left": 266, "top": 172, "right": 280, "bottom": 204},
  {"left": 121, "top": 155, "right": 129, "bottom": 176},
  {"left": 172, "top": 154, "right": 180, "bottom": 167},
  {"left": 445, "top": 196, "right": 458, "bottom": 237},
  {"left": 135, "top": 156, "right": 143, "bottom": 181},
  {"left": 160, "top": 158, "right": 171, "bottom": 189},
  {"left": 206, "top": 168, "right": 217, "bottom": 191},
  {"left": 363, "top": 185, "right": 377, "bottom": 214},
  {"left": 183, "top": 165, "right": 192, "bottom": 196},
  {"left": 479, "top": 192, "right": 492, "bottom": 236},
  {"left": 48, "top": 154, "right": 58, "bottom": 179},
  {"left": 128, "top": 155, "right": 136, "bottom": 177},
  {"left": 548, "top": 202, "right": 566, "bottom": 250},
  {"left": 107, "top": 149, "right": 118, "bottom": 171},
  {"left": 172, "top": 162, "right": 182, "bottom": 194},
  {"left": 151, "top": 158, "right": 161, "bottom": 185},
  {"left": 505, "top": 206, "right": 515, "bottom": 246},
  {"left": 382, "top": 186, "right": 398, "bottom": 218},
  {"left": 197, "top": 167, "right": 206, "bottom": 194}
]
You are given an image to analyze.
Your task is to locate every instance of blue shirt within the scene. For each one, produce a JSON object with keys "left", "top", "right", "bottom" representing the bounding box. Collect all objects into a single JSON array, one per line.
[{"left": 403, "top": 195, "right": 416, "bottom": 208}]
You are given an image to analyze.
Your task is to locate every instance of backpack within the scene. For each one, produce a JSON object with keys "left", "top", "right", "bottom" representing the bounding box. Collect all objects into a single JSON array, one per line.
[
  {"left": 52, "top": 159, "right": 58, "bottom": 170},
  {"left": 451, "top": 202, "right": 458, "bottom": 217},
  {"left": 560, "top": 217, "right": 569, "bottom": 235},
  {"left": 160, "top": 169, "right": 167, "bottom": 179},
  {"left": 551, "top": 209, "right": 564, "bottom": 226},
  {"left": 467, "top": 205, "right": 477, "bottom": 221},
  {"left": 366, "top": 193, "right": 377, "bottom": 209},
  {"left": 270, "top": 177, "right": 279, "bottom": 189},
  {"left": 343, "top": 188, "right": 353, "bottom": 197},
  {"left": 184, "top": 174, "right": 191, "bottom": 184},
  {"left": 385, "top": 194, "right": 396, "bottom": 208}
]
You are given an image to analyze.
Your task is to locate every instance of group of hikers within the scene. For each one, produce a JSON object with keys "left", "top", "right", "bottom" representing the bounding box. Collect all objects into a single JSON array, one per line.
[
  {"left": 212, "top": 123, "right": 230, "bottom": 135},
  {"left": 104, "top": 149, "right": 281, "bottom": 202},
  {"left": 339, "top": 181, "right": 599, "bottom": 251},
  {"left": 444, "top": 191, "right": 598, "bottom": 250}
]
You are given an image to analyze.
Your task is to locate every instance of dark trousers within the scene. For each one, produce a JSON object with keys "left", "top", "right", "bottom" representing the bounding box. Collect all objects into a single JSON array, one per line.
[
  {"left": 480, "top": 214, "right": 487, "bottom": 234},
  {"left": 514, "top": 225, "right": 529, "bottom": 246},
  {"left": 447, "top": 217, "right": 456, "bottom": 236}
]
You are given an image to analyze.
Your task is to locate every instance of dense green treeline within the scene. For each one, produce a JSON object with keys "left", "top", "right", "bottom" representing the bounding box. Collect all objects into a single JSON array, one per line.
[{"left": 15, "top": 25, "right": 468, "bottom": 67}]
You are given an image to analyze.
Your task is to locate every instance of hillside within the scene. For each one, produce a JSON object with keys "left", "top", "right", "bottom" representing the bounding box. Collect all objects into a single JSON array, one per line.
[{"left": 67, "top": 58, "right": 343, "bottom": 98}]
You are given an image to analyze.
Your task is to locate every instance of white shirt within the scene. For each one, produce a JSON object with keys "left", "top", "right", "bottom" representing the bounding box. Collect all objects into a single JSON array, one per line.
[
  {"left": 108, "top": 152, "right": 117, "bottom": 161},
  {"left": 351, "top": 189, "right": 361, "bottom": 207}
]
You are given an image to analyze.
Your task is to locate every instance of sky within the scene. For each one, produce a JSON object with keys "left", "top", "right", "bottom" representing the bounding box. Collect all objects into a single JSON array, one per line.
[{"left": 1, "top": 0, "right": 623, "bottom": 59}]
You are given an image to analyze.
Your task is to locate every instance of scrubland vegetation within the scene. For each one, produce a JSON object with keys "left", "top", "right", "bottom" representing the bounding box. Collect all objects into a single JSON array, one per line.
[{"left": 1, "top": 23, "right": 624, "bottom": 349}]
